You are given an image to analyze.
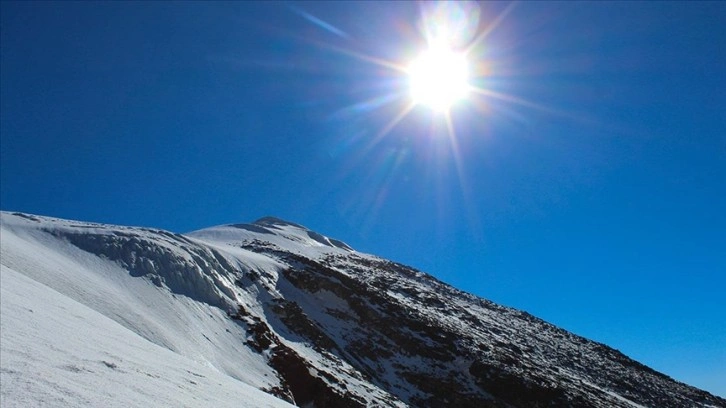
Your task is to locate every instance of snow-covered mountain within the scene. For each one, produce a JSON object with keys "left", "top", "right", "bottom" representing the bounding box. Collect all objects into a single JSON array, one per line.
[{"left": 1, "top": 211, "right": 723, "bottom": 408}]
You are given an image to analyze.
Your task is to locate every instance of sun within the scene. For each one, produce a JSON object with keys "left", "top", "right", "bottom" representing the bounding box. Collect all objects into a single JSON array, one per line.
[
  {"left": 300, "top": 1, "right": 524, "bottom": 139},
  {"left": 407, "top": 41, "right": 470, "bottom": 113}
]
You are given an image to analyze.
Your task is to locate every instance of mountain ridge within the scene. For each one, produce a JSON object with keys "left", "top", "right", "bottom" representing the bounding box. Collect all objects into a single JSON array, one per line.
[{"left": 1, "top": 211, "right": 723, "bottom": 407}]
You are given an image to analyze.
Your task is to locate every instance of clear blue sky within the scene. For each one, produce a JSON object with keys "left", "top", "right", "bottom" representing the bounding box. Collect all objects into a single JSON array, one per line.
[{"left": 2, "top": 1, "right": 724, "bottom": 397}]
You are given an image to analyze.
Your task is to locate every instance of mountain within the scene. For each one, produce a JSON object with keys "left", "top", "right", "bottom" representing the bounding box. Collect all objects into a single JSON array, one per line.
[{"left": 1, "top": 211, "right": 723, "bottom": 408}]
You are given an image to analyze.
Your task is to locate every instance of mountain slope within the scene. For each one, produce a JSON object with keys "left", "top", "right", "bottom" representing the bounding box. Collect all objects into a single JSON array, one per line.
[
  {"left": 0, "top": 265, "right": 293, "bottom": 408},
  {"left": 0, "top": 212, "right": 723, "bottom": 408}
]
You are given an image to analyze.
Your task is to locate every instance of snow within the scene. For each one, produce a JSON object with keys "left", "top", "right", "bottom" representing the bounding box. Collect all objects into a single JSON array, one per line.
[
  {"left": 0, "top": 214, "right": 280, "bottom": 389},
  {"left": 560, "top": 370, "right": 649, "bottom": 408},
  {"left": 0, "top": 213, "right": 291, "bottom": 406},
  {"left": 0, "top": 212, "right": 401, "bottom": 407},
  {"left": 0, "top": 265, "right": 293, "bottom": 408},
  {"left": 187, "top": 221, "right": 354, "bottom": 260}
]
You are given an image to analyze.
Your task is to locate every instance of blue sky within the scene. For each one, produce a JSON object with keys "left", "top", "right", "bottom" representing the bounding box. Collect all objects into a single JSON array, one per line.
[{"left": 1, "top": 1, "right": 724, "bottom": 397}]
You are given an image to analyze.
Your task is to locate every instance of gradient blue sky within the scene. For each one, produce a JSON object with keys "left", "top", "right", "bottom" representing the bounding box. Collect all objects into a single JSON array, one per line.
[{"left": 2, "top": 1, "right": 724, "bottom": 397}]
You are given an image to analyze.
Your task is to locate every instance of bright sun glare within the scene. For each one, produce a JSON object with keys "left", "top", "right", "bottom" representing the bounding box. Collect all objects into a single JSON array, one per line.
[
  {"left": 408, "top": 42, "right": 469, "bottom": 112},
  {"left": 303, "top": 1, "right": 524, "bottom": 141}
]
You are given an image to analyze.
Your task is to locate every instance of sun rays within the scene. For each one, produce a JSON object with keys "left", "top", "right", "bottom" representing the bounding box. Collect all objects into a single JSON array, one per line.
[
  {"left": 285, "top": 1, "right": 559, "bottom": 229},
  {"left": 308, "top": 1, "right": 535, "bottom": 144}
]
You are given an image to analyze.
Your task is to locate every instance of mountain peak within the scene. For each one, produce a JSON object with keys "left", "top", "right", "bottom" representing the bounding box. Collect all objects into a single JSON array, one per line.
[
  {"left": 185, "top": 216, "right": 355, "bottom": 253},
  {"left": 253, "top": 216, "right": 307, "bottom": 230}
]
